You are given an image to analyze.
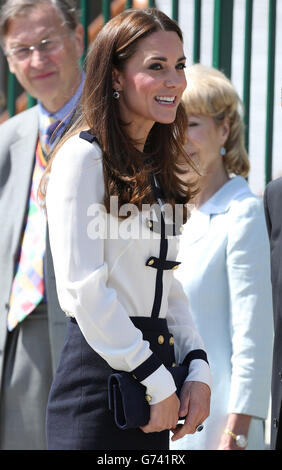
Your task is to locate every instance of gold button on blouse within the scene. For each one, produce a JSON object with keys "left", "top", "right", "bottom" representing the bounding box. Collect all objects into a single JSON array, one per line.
[
  {"left": 148, "top": 259, "right": 155, "bottom": 266},
  {"left": 169, "top": 336, "right": 174, "bottom": 346},
  {"left": 145, "top": 394, "right": 152, "bottom": 403},
  {"left": 171, "top": 362, "right": 177, "bottom": 367},
  {"left": 172, "top": 265, "right": 179, "bottom": 270},
  {"left": 158, "top": 335, "right": 165, "bottom": 345}
]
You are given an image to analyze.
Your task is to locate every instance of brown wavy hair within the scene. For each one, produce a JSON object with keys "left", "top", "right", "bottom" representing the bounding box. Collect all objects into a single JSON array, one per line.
[{"left": 40, "top": 8, "right": 198, "bottom": 219}]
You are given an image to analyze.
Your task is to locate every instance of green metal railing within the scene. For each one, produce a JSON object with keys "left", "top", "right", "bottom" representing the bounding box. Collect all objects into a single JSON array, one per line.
[
  {"left": 243, "top": 0, "right": 253, "bottom": 153},
  {"left": 7, "top": 73, "right": 16, "bottom": 117},
  {"left": 193, "top": 0, "right": 202, "bottom": 63},
  {"left": 102, "top": 0, "right": 111, "bottom": 23},
  {"left": 212, "top": 0, "right": 233, "bottom": 79},
  {"left": 4, "top": 0, "right": 277, "bottom": 185},
  {"left": 80, "top": 0, "right": 90, "bottom": 63},
  {"left": 265, "top": 0, "right": 276, "bottom": 185}
]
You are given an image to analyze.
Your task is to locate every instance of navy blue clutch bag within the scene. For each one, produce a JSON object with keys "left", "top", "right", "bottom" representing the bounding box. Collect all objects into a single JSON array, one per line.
[{"left": 108, "top": 365, "right": 188, "bottom": 430}]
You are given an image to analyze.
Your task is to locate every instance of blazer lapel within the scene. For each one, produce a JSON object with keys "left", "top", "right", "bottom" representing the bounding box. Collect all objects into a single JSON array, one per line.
[
  {"left": 10, "top": 119, "right": 39, "bottom": 257},
  {"left": 183, "top": 209, "right": 211, "bottom": 245}
]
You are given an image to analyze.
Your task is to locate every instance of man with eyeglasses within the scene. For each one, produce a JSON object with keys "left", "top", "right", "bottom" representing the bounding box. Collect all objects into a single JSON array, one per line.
[{"left": 0, "top": 0, "right": 84, "bottom": 449}]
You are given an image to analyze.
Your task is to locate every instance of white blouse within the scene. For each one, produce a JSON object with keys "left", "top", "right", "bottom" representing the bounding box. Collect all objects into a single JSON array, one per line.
[{"left": 46, "top": 133, "right": 211, "bottom": 405}]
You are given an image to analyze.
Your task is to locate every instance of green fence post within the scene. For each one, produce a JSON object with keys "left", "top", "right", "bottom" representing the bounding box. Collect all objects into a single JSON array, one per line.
[
  {"left": 193, "top": 0, "right": 202, "bottom": 63},
  {"left": 125, "top": 0, "right": 133, "bottom": 8},
  {"left": 80, "top": 0, "right": 89, "bottom": 65},
  {"left": 212, "top": 0, "right": 234, "bottom": 78},
  {"left": 243, "top": 0, "right": 253, "bottom": 152},
  {"left": 102, "top": 0, "right": 111, "bottom": 24},
  {"left": 265, "top": 0, "right": 276, "bottom": 185},
  {"left": 148, "top": 0, "right": 156, "bottom": 7},
  {"left": 171, "top": 0, "right": 179, "bottom": 22},
  {"left": 7, "top": 72, "right": 16, "bottom": 117},
  {"left": 27, "top": 94, "right": 37, "bottom": 108}
]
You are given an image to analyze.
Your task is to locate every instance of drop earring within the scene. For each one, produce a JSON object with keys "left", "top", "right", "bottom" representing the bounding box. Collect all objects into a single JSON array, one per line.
[
  {"left": 113, "top": 90, "right": 120, "bottom": 99},
  {"left": 220, "top": 146, "right": 226, "bottom": 156}
]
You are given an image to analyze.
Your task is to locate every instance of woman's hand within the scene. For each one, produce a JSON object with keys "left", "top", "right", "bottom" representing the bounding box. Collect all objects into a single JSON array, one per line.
[
  {"left": 170, "top": 381, "right": 211, "bottom": 442},
  {"left": 217, "top": 413, "right": 251, "bottom": 450},
  {"left": 140, "top": 392, "right": 180, "bottom": 434}
]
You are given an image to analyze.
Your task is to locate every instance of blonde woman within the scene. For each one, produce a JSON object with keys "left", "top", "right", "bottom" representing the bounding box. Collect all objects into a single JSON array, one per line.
[{"left": 171, "top": 64, "right": 273, "bottom": 450}]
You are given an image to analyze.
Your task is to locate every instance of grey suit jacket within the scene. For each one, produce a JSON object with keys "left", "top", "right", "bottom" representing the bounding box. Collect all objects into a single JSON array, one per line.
[
  {"left": 264, "top": 178, "right": 282, "bottom": 450},
  {"left": 0, "top": 106, "right": 67, "bottom": 392}
]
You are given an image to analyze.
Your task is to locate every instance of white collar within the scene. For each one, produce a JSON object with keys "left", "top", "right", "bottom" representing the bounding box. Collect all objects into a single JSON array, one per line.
[
  {"left": 182, "top": 176, "right": 252, "bottom": 245},
  {"left": 199, "top": 176, "right": 251, "bottom": 216}
]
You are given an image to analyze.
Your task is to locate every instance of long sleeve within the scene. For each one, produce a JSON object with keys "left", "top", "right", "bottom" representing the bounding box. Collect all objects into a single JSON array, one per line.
[
  {"left": 46, "top": 135, "right": 176, "bottom": 404},
  {"left": 166, "top": 276, "right": 212, "bottom": 389},
  {"left": 226, "top": 197, "right": 273, "bottom": 418},
  {"left": 263, "top": 186, "right": 272, "bottom": 239}
]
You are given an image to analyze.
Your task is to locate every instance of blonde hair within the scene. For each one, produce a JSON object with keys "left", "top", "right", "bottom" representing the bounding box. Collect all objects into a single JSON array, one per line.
[{"left": 182, "top": 64, "right": 249, "bottom": 177}]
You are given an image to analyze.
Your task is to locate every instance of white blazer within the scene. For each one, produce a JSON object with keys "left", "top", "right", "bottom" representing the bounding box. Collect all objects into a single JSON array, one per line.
[{"left": 171, "top": 176, "right": 273, "bottom": 450}]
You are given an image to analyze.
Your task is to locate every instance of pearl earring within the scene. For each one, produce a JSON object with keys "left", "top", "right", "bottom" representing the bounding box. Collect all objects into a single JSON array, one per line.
[
  {"left": 113, "top": 90, "right": 120, "bottom": 99},
  {"left": 220, "top": 146, "right": 226, "bottom": 156}
]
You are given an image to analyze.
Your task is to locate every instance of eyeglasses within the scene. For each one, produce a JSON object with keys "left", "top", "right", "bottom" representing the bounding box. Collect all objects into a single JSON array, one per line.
[{"left": 5, "top": 35, "right": 68, "bottom": 62}]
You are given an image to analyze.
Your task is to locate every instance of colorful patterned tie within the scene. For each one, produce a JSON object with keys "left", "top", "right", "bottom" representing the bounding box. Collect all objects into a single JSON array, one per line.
[
  {"left": 7, "top": 119, "right": 56, "bottom": 331},
  {"left": 40, "top": 116, "right": 61, "bottom": 157}
]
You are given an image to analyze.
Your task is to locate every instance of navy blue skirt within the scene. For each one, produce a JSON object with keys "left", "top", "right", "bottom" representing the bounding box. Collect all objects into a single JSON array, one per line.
[{"left": 46, "top": 316, "right": 177, "bottom": 450}]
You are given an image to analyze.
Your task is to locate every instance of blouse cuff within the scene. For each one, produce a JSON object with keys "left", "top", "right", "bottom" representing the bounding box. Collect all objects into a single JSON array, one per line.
[
  {"left": 131, "top": 353, "right": 163, "bottom": 381},
  {"left": 184, "top": 359, "right": 212, "bottom": 390},
  {"left": 141, "top": 364, "right": 177, "bottom": 405}
]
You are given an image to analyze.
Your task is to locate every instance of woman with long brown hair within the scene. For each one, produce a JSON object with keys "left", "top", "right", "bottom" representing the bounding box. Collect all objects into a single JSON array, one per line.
[{"left": 42, "top": 8, "right": 211, "bottom": 450}]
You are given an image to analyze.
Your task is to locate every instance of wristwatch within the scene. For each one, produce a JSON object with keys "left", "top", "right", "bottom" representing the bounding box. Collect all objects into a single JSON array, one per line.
[{"left": 224, "top": 428, "right": 248, "bottom": 448}]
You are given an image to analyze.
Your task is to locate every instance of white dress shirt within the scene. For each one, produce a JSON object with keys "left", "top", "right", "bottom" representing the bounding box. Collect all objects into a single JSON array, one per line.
[
  {"left": 46, "top": 133, "right": 212, "bottom": 405},
  {"left": 170, "top": 176, "right": 273, "bottom": 449}
]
